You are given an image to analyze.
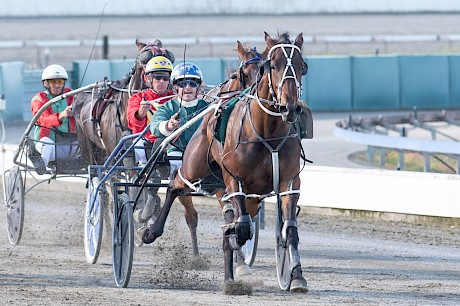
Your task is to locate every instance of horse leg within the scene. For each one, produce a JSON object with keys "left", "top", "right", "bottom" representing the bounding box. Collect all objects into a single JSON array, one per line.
[
  {"left": 281, "top": 189, "right": 308, "bottom": 292},
  {"left": 221, "top": 200, "right": 236, "bottom": 282},
  {"left": 178, "top": 195, "right": 199, "bottom": 257},
  {"left": 141, "top": 185, "right": 178, "bottom": 244},
  {"left": 285, "top": 224, "right": 308, "bottom": 292},
  {"left": 233, "top": 197, "right": 259, "bottom": 277},
  {"left": 135, "top": 186, "right": 161, "bottom": 223},
  {"left": 221, "top": 193, "right": 252, "bottom": 283}
]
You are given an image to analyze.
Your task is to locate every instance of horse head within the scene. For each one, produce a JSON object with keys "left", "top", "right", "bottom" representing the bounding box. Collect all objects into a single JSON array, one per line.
[
  {"left": 133, "top": 39, "right": 175, "bottom": 90},
  {"left": 261, "top": 32, "right": 308, "bottom": 124},
  {"left": 232, "top": 41, "right": 263, "bottom": 89}
]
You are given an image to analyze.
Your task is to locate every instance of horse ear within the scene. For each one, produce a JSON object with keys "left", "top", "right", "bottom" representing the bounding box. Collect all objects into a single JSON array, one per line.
[
  {"left": 294, "top": 33, "right": 304, "bottom": 49},
  {"left": 236, "top": 41, "right": 245, "bottom": 58},
  {"left": 263, "top": 32, "right": 275, "bottom": 58},
  {"left": 264, "top": 32, "right": 275, "bottom": 48},
  {"left": 135, "top": 39, "right": 146, "bottom": 52},
  {"left": 153, "top": 39, "right": 163, "bottom": 48}
]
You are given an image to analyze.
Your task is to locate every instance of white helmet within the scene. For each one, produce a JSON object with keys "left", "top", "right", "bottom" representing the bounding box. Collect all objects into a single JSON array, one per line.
[{"left": 42, "top": 64, "right": 68, "bottom": 81}]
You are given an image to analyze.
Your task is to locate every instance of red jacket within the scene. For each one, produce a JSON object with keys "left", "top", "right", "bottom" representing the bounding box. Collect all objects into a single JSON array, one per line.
[
  {"left": 126, "top": 89, "right": 174, "bottom": 142},
  {"left": 31, "top": 88, "right": 75, "bottom": 141}
]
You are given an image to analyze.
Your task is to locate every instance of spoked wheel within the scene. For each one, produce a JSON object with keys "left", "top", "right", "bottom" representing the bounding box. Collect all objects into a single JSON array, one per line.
[
  {"left": 112, "top": 192, "right": 134, "bottom": 288},
  {"left": 84, "top": 177, "right": 107, "bottom": 264},
  {"left": 275, "top": 196, "right": 292, "bottom": 291},
  {"left": 4, "top": 166, "right": 25, "bottom": 245},
  {"left": 241, "top": 213, "right": 259, "bottom": 266}
]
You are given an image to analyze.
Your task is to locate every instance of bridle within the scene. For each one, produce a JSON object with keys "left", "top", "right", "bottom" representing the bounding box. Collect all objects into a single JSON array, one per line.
[
  {"left": 253, "top": 43, "right": 308, "bottom": 117},
  {"left": 237, "top": 48, "right": 262, "bottom": 89}
]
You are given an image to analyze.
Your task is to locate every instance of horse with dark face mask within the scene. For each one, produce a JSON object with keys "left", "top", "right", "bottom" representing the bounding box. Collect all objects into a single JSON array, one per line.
[
  {"left": 73, "top": 39, "right": 175, "bottom": 165},
  {"left": 142, "top": 32, "right": 309, "bottom": 292}
]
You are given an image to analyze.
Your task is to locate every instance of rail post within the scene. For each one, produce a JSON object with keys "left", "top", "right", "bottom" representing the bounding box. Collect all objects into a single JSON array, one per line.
[{"left": 103, "top": 35, "right": 109, "bottom": 60}]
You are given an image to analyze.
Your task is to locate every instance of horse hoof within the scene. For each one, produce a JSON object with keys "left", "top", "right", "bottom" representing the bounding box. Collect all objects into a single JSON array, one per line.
[
  {"left": 236, "top": 264, "right": 252, "bottom": 277},
  {"left": 290, "top": 278, "right": 308, "bottom": 293},
  {"left": 140, "top": 226, "right": 155, "bottom": 244}
]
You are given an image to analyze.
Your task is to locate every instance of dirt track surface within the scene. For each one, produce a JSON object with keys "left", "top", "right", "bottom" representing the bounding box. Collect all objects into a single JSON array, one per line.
[{"left": 0, "top": 179, "right": 459, "bottom": 305}]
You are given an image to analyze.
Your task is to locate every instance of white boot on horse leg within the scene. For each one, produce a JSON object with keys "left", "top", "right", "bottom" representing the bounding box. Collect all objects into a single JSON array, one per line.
[
  {"left": 135, "top": 190, "right": 160, "bottom": 223},
  {"left": 235, "top": 249, "right": 252, "bottom": 276}
]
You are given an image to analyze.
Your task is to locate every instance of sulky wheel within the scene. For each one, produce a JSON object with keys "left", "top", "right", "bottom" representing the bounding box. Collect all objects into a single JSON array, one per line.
[
  {"left": 275, "top": 196, "right": 292, "bottom": 291},
  {"left": 112, "top": 192, "right": 134, "bottom": 288},
  {"left": 241, "top": 213, "right": 259, "bottom": 267},
  {"left": 84, "top": 177, "right": 106, "bottom": 264},
  {"left": 4, "top": 166, "right": 25, "bottom": 245}
]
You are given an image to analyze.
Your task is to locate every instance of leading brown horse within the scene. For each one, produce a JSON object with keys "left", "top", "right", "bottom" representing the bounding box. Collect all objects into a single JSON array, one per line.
[{"left": 142, "top": 32, "right": 309, "bottom": 292}]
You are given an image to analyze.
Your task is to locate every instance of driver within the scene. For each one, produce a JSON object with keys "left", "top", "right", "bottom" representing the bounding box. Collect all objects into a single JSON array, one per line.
[
  {"left": 126, "top": 56, "right": 175, "bottom": 226},
  {"left": 29, "top": 64, "right": 76, "bottom": 175}
]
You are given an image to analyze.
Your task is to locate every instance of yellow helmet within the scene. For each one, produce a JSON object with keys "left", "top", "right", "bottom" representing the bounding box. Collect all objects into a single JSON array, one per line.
[{"left": 145, "top": 56, "right": 173, "bottom": 74}]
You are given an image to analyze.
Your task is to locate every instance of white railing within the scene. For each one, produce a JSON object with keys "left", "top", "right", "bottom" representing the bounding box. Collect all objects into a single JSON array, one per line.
[{"left": 2, "top": 34, "right": 460, "bottom": 50}]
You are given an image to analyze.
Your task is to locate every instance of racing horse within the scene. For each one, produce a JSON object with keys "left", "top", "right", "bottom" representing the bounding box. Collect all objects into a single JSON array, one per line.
[
  {"left": 73, "top": 39, "right": 175, "bottom": 165},
  {"left": 205, "top": 40, "right": 263, "bottom": 100},
  {"left": 142, "top": 32, "right": 309, "bottom": 292}
]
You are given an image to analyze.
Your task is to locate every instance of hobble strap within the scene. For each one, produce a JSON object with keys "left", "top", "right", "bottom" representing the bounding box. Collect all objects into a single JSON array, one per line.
[{"left": 177, "top": 168, "right": 212, "bottom": 196}]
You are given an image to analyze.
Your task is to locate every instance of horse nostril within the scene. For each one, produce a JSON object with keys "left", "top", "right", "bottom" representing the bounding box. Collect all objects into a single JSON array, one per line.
[
  {"left": 295, "top": 105, "right": 302, "bottom": 114},
  {"left": 279, "top": 105, "right": 288, "bottom": 114}
]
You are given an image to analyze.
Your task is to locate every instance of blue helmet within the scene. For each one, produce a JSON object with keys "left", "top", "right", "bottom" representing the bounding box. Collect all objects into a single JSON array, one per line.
[{"left": 171, "top": 62, "right": 203, "bottom": 84}]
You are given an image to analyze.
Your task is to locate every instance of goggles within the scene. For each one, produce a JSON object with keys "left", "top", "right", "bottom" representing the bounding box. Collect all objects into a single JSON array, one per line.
[
  {"left": 150, "top": 74, "right": 170, "bottom": 81},
  {"left": 47, "top": 79, "right": 65, "bottom": 85},
  {"left": 176, "top": 79, "right": 200, "bottom": 88}
]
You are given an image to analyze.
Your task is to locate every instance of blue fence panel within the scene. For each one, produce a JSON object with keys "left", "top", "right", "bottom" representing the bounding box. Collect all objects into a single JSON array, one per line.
[
  {"left": 304, "top": 56, "right": 352, "bottom": 111},
  {"left": 352, "top": 56, "right": 400, "bottom": 110},
  {"left": 221, "top": 58, "right": 243, "bottom": 83},
  {"left": 23, "top": 70, "right": 44, "bottom": 122},
  {"left": 110, "top": 59, "right": 136, "bottom": 81},
  {"left": 399, "top": 55, "right": 449, "bottom": 109},
  {"left": 449, "top": 55, "right": 460, "bottom": 107},
  {"left": 0, "top": 62, "right": 24, "bottom": 122},
  {"left": 184, "top": 58, "right": 224, "bottom": 87},
  {"left": 72, "top": 60, "right": 112, "bottom": 88},
  {"left": 14, "top": 54, "right": 460, "bottom": 122}
]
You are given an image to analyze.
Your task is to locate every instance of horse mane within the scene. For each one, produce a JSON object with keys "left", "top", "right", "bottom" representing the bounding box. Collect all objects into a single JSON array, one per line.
[{"left": 276, "top": 32, "right": 292, "bottom": 44}]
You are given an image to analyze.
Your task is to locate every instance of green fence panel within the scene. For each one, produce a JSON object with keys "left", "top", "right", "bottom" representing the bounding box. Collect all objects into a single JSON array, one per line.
[
  {"left": 449, "top": 55, "right": 460, "bottom": 107},
  {"left": 304, "top": 56, "right": 352, "bottom": 111},
  {"left": 352, "top": 56, "right": 400, "bottom": 110},
  {"left": 0, "top": 62, "right": 24, "bottom": 122},
  {"left": 399, "top": 55, "right": 449, "bottom": 109}
]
